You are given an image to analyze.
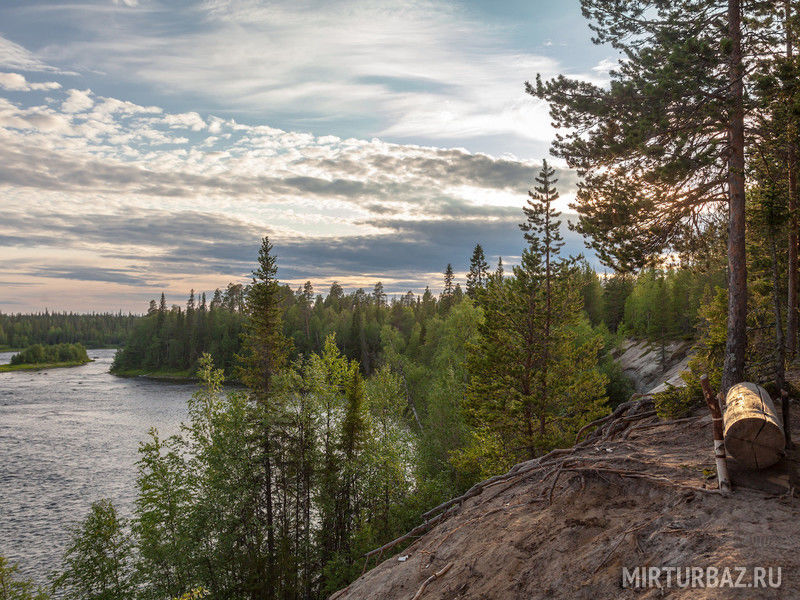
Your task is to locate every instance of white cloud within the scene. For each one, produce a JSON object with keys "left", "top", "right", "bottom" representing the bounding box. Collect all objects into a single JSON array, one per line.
[
  {"left": 592, "top": 58, "right": 618, "bottom": 73},
  {"left": 62, "top": 89, "right": 94, "bottom": 113},
  {"left": 0, "top": 35, "right": 74, "bottom": 74},
  {"left": 0, "top": 71, "right": 61, "bottom": 91},
  {"left": 163, "top": 111, "right": 206, "bottom": 131},
  {"left": 36, "top": 1, "right": 600, "bottom": 150}
]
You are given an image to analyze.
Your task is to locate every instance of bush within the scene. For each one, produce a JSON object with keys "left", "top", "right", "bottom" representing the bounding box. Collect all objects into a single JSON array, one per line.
[
  {"left": 0, "top": 556, "right": 50, "bottom": 600},
  {"left": 653, "top": 383, "right": 696, "bottom": 419}
]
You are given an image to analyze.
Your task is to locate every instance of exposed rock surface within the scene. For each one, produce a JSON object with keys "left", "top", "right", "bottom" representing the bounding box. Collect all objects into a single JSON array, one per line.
[{"left": 614, "top": 339, "right": 693, "bottom": 394}]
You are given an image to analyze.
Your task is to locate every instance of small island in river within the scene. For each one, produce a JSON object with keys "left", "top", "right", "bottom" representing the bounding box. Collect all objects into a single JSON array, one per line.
[{"left": 0, "top": 342, "right": 92, "bottom": 372}]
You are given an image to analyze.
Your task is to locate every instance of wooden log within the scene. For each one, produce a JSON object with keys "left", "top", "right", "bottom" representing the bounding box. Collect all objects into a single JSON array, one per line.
[
  {"left": 700, "top": 375, "right": 731, "bottom": 494},
  {"left": 723, "top": 382, "right": 785, "bottom": 470}
]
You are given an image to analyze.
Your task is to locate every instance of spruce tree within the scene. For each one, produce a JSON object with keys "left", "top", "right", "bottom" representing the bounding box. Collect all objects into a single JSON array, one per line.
[
  {"left": 466, "top": 244, "right": 490, "bottom": 298},
  {"left": 236, "top": 236, "right": 291, "bottom": 600},
  {"left": 464, "top": 163, "right": 607, "bottom": 470}
]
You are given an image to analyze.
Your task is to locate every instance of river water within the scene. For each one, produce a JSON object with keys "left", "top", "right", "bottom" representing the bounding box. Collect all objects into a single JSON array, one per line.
[{"left": 0, "top": 349, "right": 194, "bottom": 585}]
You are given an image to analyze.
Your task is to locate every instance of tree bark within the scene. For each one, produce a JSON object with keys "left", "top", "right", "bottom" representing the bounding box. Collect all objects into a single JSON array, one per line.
[
  {"left": 721, "top": 0, "right": 747, "bottom": 395},
  {"left": 787, "top": 0, "right": 798, "bottom": 360},
  {"left": 770, "top": 235, "right": 786, "bottom": 394}
]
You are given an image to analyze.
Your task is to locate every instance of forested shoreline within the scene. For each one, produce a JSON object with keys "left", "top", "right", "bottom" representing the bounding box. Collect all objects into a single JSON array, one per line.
[
  {"left": 0, "top": 312, "right": 137, "bottom": 351},
  {"left": 0, "top": 343, "right": 91, "bottom": 373},
  {"left": 1, "top": 160, "right": 742, "bottom": 600},
  {"left": 6, "top": 0, "right": 800, "bottom": 597}
]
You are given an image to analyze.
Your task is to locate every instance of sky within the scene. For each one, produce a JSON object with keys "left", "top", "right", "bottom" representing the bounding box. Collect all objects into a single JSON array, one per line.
[{"left": 0, "top": 0, "right": 616, "bottom": 312}]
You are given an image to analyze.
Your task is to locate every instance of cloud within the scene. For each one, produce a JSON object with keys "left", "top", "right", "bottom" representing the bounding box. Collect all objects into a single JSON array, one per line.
[
  {"left": 61, "top": 88, "right": 94, "bottom": 113},
  {"left": 27, "top": 266, "right": 161, "bottom": 287},
  {"left": 0, "top": 72, "right": 61, "bottom": 91},
  {"left": 0, "top": 35, "right": 74, "bottom": 74},
  {"left": 0, "top": 29, "right": 593, "bottom": 310},
  {"left": 33, "top": 1, "right": 604, "bottom": 152},
  {"left": 163, "top": 111, "right": 205, "bottom": 131},
  {"left": 592, "top": 58, "right": 617, "bottom": 74}
]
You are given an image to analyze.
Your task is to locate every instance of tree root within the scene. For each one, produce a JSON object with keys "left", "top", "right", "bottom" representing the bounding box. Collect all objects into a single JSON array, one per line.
[
  {"left": 575, "top": 396, "right": 649, "bottom": 444},
  {"left": 411, "top": 562, "right": 453, "bottom": 600},
  {"left": 364, "top": 504, "right": 459, "bottom": 560},
  {"left": 591, "top": 523, "right": 649, "bottom": 573},
  {"left": 558, "top": 466, "right": 720, "bottom": 495}
]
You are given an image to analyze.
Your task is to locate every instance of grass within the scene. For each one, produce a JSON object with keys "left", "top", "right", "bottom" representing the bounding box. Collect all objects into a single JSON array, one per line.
[{"left": 0, "top": 359, "right": 93, "bottom": 373}]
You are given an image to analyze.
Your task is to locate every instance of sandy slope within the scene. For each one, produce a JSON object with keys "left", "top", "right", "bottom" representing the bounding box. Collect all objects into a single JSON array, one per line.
[{"left": 332, "top": 404, "right": 800, "bottom": 599}]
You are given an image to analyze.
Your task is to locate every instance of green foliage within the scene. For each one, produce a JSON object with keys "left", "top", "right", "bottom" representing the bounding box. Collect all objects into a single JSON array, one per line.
[
  {"left": 9, "top": 343, "right": 89, "bottom": 366},
  {"left": 466, "top": 244, "right": 489, "bottom": 298},
  {"left": 653, "top": 383, "right": 695, "bottom": 420},
  {"left": 619, "top": 268, "right": 725, "bottom": 341},
  {"left": 52, "top": 500, "right": 134, "bottom": 600},
  {"left": 459, "top": 162, "right": 608, "bottom": 473},
  {"left": 0, "top": 557, "right": 49, "bottom": 600},
  {"left": 172, "top": 589, "right": 208, "bottom": 600},
  {"left": 112, "top": 286, "right": 245, "bottom": 377},
  {"left": 0, "top": 312, "right": 136, "bottom": 349},
  {"left": 531, "top": 0, "right": 776, "bottom": 271}
]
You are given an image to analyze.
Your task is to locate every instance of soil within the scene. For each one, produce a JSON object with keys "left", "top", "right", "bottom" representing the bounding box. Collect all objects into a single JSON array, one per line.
[{"left": 332, "top": 402, "right": 800, "bottom": 599}]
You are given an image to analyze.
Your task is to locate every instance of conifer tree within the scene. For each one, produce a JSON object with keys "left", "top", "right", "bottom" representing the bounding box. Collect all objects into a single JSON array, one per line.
[
  {"left": 463, "top": 163, "right": 607, "bottom": 471},
  {"left": 531, "top": 0, "right": 778, "bottom": 392},
  {"left": 372, "top": 282, "right": 386, "bottom": 306},
  {"left": 443, "top": 264, "right": 455, "bottom": 297},
  {"left": 236, "top": 236, "right": 292, "bottom": 600},
  {"left": 466, "top": 244, "right": 490, "bottom": 298}
]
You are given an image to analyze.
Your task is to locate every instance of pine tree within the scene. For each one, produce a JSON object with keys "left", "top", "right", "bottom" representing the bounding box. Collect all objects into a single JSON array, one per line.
[{"left": 531, "top": 0, "right": 779, "bottom": 392}]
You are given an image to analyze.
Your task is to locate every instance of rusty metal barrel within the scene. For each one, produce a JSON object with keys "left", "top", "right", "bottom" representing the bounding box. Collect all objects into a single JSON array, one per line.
[{"left": 723, "top": 382, "right": 785, "bottom": 470}]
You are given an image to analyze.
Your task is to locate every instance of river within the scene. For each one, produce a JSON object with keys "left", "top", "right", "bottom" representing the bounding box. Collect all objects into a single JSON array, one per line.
[{"left": 0, "top": 349, "right": 194, "bottom": 585}]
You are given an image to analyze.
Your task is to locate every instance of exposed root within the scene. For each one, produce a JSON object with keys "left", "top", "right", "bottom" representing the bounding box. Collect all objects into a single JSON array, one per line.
[
  {"left": 364, "top": 504, "right": 459, "bottom": 560},
  {"left": 575, "top": 396, "right": 650, "bottom": 443},
  {"left": 411, "top": 562, "right": 453, "bottom": 600},
  {"left": 558, "top": 466, "right": 720, "bottom": 495},
  {"left": 591, "top": 523, "right": 649, "bottom": 574}
]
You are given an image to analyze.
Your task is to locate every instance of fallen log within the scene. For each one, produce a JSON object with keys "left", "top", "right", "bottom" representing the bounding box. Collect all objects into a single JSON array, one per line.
[{"left": 724, "top": 382, "right": 785, "bottom": 470}]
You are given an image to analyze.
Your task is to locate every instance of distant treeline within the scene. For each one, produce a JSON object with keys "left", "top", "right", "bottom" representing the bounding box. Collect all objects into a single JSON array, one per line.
[
  {"left": 10, "top": 343, "right": 89, "bottom": 366},
  {"left": 110, "top": 263, "right": 725, "bottom": 380},
  {"left": 0, "top": 312, "right": 138, "bottom": 349}
]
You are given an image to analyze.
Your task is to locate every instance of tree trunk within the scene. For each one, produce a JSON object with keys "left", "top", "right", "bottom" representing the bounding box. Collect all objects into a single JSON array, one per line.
[
  {"left": 787, "top": 0, "right": 798, "bottom": 360},
  {"left": 771, "top": 235, "right": 786, "bottom": 393},
  {"left": 721, "top": 0, "right": 747, "bottom": 395},
  {"left": 265, "top": 443, "right": 275, "bottom": 600}
]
